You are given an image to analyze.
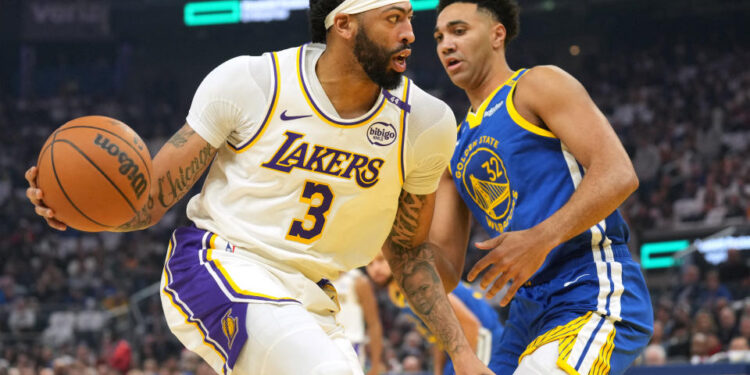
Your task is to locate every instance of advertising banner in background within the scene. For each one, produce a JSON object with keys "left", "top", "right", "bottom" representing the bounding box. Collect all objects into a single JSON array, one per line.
[{"left": 22, "top": 0, "right": 110, "bottom": 40}]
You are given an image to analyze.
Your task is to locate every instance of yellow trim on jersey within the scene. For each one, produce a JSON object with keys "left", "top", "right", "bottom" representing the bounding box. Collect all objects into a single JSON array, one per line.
[
  {"left": 162, "top": 241, "right": 229, "bottom": 367},
  {"left": 518, "top": 311, "right": 593, "bottom": 374},
  {"left": 590, "top": 327, "right": 616, "bottom": 375},
  {"left": 506, "top": 76, "right": 558, "bottom": 138},
  {"left": 205, "top": 237, "right": 297, "bottom": 302},
  {"left": 296, "top": 47, "right": 387, "bottom": 129},
  {"left": 465, "top": 70, "right": 522, "bottom": 129},
  {"left": 232, "top": 52, "right": 281, "bottom": 153},
  {"left": 397, "top": 77, "right": 410, "bottom": 186}
]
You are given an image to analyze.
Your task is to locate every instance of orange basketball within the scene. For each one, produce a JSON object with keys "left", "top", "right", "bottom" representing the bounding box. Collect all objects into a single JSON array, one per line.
[{"left": 36, "top": 116, "right": 153, "bottom": 232}]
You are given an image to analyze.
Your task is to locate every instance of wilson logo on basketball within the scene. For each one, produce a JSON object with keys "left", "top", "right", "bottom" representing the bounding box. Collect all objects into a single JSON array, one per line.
[{"left": 94, "top": 134, "right": 148, "bottom": 199}]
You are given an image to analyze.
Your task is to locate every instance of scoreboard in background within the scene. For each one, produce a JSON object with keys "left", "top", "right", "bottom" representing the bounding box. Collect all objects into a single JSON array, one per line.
[
  {"left": 641, "top": 235, "right": 750, "bottom": 270},
  {"left": 184, "top": 0, "right": 440, "bottom": 26}
]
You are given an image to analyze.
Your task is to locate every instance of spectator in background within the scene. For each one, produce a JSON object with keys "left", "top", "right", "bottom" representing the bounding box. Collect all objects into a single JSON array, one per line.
[
  {"left": 700, "top": 269, "right": 732, "bottom": 310},
  {"left": 689, "top": 332, "right": 710, "bottom": 364},
  {"left": 727, "top": 336, "right": 750, "bottom": 363},
  {"left": 717, "top": 306, "right": 739, "bottom": 348},
  {"left": 739, "top": 315, "right": 750, "bottom": 343},
  {"left": 718, "top": 249, "right": 749, "bottom": 285},
  {"left": 643, "top": 344, "right": 667, "bottom": 366},
  {"left": 7, "top": 298, "right": 37, "bottom": 334},
  {"left": 401, "top": 355, "right": 423, "bottom": 373},
  {"left": 650, "top": 320, "right": 665, "bottom": 347},
  {"left": 674, "top": 265, "right": 703, "bottom": 312}
]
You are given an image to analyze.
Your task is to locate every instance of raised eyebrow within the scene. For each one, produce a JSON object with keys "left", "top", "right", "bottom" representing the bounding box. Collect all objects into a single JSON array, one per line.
[{"left": 433, "top": 20, "right": 469, "bottom": 34}]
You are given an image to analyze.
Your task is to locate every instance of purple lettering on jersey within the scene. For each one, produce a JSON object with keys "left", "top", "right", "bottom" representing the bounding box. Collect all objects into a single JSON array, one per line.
[
  {"left": 260, "top": 131, "right": 385, "bottom": 188},
  {"left": 261, "top": 131, "right": 305, "bottom": 173}
]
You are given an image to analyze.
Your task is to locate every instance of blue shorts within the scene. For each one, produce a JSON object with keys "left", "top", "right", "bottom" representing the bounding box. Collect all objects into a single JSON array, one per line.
[{"left": 496, "top": 248, "right": 653, "bottom": 375}]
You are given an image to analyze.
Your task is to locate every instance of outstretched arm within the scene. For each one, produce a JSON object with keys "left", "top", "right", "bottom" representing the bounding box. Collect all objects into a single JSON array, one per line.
[
  {"left": 26, "top": 123, "right": 217, "bottom": 231},
  {"left": 383, "top": 190, "right": 492, "bottom": 374}
]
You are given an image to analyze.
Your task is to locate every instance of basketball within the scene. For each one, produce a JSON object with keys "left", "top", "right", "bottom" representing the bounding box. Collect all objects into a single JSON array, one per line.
[{"left": 36, "top": 116, "right": 153, "bottom": 232}]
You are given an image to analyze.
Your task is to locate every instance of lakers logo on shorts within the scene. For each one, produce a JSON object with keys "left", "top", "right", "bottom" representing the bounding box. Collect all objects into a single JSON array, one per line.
[
  {"left": 221, "top": 308, "right": 239, "bottom": 350},
  {"left": 461, "top": 147, "right": 517, "bottom": 233}
]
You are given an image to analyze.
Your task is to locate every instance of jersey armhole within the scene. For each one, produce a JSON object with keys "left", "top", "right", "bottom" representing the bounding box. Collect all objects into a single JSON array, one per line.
[
  {"left": 506, "top": 73, "right": 558, "bottom": 139},
  {"left": 228, "top": 52, "right": 281, "bottom": 153}
]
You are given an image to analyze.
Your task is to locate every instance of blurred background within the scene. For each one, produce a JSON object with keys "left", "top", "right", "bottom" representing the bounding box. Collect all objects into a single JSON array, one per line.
[{"left": 0, "top": 0, "right": 748, "bottom": 374}]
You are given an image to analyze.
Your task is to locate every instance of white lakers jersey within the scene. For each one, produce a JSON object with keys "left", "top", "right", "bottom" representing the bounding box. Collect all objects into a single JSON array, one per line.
[{"left": 184, "top": 44, "right": 456, "bottom": 281}]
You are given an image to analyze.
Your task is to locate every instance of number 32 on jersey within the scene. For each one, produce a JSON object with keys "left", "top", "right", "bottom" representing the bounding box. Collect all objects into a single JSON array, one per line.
[{"left": 285, "top": 180, "right": 335, "bottom": 244}]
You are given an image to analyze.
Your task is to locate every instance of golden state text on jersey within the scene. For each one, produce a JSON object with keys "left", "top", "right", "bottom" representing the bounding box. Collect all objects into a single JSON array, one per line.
[
  {"left": 450, "top": 69, "right": 631, "bottom": 284},
  {"left": 453, "top": 135, "right": 518, "bottom": 234}
]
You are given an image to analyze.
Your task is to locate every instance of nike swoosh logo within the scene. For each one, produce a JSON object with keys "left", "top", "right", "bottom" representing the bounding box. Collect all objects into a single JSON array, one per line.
[
  {"left": 563, "top": 274, "right": 590, "bottom": 288},
  {"left": 280, "top": 110, "right": 312, "bottom": 121}
]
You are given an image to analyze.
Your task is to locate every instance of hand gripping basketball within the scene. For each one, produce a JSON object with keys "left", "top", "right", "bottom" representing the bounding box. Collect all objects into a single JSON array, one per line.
[{"left": 28, "top": 116, "right": 153, "bottom": 232}]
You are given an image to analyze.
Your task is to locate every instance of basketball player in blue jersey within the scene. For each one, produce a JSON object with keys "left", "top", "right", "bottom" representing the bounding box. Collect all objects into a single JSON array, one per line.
[
  {"left": 429, "top": 1, "right": 654, "bottom": 374},
  {"left": 366, "top": 252, "right": 505, "bottom": 374},
  {"left": 25, "top": 1, "right": 493, "bottom": 374}
]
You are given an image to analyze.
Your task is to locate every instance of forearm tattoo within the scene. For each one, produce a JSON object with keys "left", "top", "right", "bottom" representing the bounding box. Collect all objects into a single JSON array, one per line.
[
  {"left": 116, "top": 127, "right": 215, "bottom": 231},
  {"left": 386, "top": 191, "right": 469, "bottom": 356},
  {"left": 167, "top": 126, "right": 196, "bottom": 147},
  {"left": 157, "top": 142, "right": 214, "bottom": 208}
]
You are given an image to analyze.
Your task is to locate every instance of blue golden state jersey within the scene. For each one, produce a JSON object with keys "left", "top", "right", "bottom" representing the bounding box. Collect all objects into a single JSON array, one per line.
[
  {"left": 450, "top": 69, "right": 632, "bottom": 284},
  {"left": 387, "top": 282, "right": 504, "bottom": 373}
]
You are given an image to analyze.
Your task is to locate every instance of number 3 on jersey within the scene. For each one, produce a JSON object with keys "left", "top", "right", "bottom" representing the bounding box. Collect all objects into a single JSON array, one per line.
[{"left": 286, "top": 181, "right": 335, "bottom": 244}]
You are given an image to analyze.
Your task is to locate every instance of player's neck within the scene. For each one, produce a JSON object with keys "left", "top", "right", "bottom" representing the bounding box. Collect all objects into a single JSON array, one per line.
[
  {"left": 467, "top": 59, "right": 514, "bottom": 111},
  {"left": 316, "top": 48, "right": 381, "bottom": 119}
]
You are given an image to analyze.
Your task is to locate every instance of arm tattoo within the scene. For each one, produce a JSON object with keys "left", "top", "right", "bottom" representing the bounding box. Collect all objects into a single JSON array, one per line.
[
  {"left": 115, "top": 129, "right": 216, "bottom": 231},
  {"left": 385, "top": 191, "right": 469, "bottom": 356},
  {"left": 157, "top": 142, "right": 214, "bottom": 208},
  {"left": 115, "top": 195, "right": 154, "bottom": 231},
  {"left": 167, "top": 127, "right": 196, "bottom": 148}
]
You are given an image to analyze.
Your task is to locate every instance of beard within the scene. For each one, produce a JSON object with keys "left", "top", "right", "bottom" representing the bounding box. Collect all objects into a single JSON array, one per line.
[{"left": 353, "top": 26, "right": 409, "bottom": 90}]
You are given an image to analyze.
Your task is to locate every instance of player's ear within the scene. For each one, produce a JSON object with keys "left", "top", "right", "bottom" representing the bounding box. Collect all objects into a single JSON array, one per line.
[
  {"left": 491, "top": 22, "right": 507, "bottom": 50},
  {"left": 330, "top": 13, "right": 358, "bottom": 41}
]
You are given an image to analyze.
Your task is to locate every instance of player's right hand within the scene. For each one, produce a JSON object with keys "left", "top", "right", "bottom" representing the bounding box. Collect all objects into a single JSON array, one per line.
[{"left": 25, "top": 166, "right": 67, "bottom": 231}]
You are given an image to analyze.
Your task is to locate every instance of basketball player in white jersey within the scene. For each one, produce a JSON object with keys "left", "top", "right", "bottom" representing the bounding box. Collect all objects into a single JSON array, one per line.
[
  {"left": 332, "top": 269, "right": 385, "bottom": 375},
  {"left": 25, "top": 1, "right": 493, "bottom": 374}
]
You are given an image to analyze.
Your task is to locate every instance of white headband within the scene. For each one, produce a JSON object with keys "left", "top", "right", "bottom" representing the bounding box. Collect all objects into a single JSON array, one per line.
[{"left": 324, "top": 0, "right": 407, "bottom": 29}]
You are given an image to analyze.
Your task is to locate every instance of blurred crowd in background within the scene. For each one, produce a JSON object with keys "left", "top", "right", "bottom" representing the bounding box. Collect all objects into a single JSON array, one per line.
[{"left": 1, "top": 2, "right": 749, "bottom": 374}]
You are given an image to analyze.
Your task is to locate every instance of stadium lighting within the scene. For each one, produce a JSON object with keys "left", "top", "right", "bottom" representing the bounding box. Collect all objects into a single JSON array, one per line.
[{"left": 185, "top": 0, "right": 440, "bottom": 27}]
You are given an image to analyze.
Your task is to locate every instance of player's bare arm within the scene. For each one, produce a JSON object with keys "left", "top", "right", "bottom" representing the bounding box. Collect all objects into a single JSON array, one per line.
[
  {"left": 26, "top": 123, "right": 217, "bottom": 232},
  {"left": 469, "top": 65, "right": 639, "bottom": 305},
  {"left": 355, "top": 275, "right": 385, "bottom": 375},
  {"left": 428, "top": 169, "right": 473, "bottom": 291},
  {"left": 448, "top": 293, "right": 481, "bottom": 352},
  {"left": 116, "top": 123, "right": 217, "bottom": 231},
  {"left": 383, "top": 190, "right": 493, "bottom": 374}
]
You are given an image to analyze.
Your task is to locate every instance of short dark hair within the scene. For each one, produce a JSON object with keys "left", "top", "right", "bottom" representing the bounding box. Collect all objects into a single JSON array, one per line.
[
  {"left": 309, "top": 0, "right": 345, "bottom": 44},
  {"left": 437, "top": 0, "right": 520, "bottom": 48}
]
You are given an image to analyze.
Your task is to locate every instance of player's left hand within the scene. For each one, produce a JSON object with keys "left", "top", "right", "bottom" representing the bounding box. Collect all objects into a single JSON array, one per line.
[{"left": 467, "top": 228, "right": 554, "bottom": 306}]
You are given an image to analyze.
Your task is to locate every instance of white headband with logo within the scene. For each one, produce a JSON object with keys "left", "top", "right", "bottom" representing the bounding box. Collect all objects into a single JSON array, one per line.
[{"left": 324, "top": 0, "right": 406, "bottom": 29}]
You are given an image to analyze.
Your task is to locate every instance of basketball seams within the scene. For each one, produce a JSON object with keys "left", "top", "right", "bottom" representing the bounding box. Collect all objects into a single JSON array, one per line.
[
  {"left": 48, "top": 133, "right": 111, "bottom": 230},
  {"left": 56, "top": 125, "right": 153, "bottom": 185},
  {"left": 54, "top": 138, "right": 139, "bottom": 215},
  {"left": 37, "top": 117, "right": 152, "bottom": 232}
]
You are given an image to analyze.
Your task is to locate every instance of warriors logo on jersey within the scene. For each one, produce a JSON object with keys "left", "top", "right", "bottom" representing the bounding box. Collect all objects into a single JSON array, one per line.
[{"left": 453, "top": 136, "right": 517, "bottom": 233}]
